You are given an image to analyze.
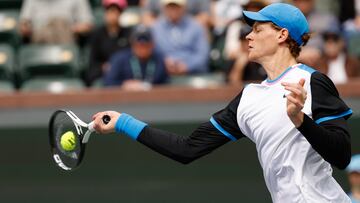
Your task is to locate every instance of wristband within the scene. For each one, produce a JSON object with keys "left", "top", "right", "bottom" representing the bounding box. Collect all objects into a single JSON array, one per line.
[{"left": 115, "top": 113, "right": 147, "bottom": 140}]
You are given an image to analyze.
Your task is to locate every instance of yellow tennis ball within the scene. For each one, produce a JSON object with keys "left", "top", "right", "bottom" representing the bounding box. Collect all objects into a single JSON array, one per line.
[{"left": 60, "top": 131, "right": 76, "bottom": 151}]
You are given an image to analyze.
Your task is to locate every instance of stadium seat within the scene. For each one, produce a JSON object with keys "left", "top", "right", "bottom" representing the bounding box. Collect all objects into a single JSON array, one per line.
[
  {"left": 348, "top": 33, "right": 360, "bottom": 58},
  {"left": 21, "top": 78, "right": 85, "bottom": 93},
  {"left": 170, "top": 73, "right": 226, "bottom": 88},
  {"left": 209, "top": 32, "right": 226, "bottom": 72},
  {"left": 18, "top": 44, "right": 81, "bottom": 81},
  {"left": 89, "top": 0, "right": 102, "bottom": 8},
  {"left": 0, "top": 43, "right": 14, "bottom": 80},
  {"left": 0, "top": 9, "right": 20, "bottom": 48},
  {"left": 0, "top": 80, "right": 14, "bottom": 92}
]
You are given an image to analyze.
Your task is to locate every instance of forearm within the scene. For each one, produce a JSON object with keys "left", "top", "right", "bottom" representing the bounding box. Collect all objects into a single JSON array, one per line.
[
  {"left": 297, "top": 115, "right": 351, "bottom": 169},
  {"left": 138, "top": 124, "right": 230, "bottom": 164},
  {"left": 115, "top": 114, "right": 230, "bottom": 164}
]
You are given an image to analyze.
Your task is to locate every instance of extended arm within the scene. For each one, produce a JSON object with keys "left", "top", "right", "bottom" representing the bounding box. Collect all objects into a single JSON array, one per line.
[{"left": 137, "top": 122, "right": 230, "bottom": 164}]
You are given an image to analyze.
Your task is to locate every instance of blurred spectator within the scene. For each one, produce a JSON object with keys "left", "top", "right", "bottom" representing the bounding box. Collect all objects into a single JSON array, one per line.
[
  {"left": 343, "top": 0, "right": 360, "bottom": 38},
  {"left": 152, "top": 0, "right": 210, "bottom": 75},
  {"left": 103, "top": 25, "right": 168, "bottom": 90},
  {"left": 317, "top": 29, "right": 360, "bottom": 84},
  {"left": 291, "top": 0, "right": 340, "bottom": 68},
  {"left": 226, "top": 25, "right": 266, "bottom": 84},
  {"left": 346, "top": 154, "right": 360, "bottom": 203},
  {"left": 210, "top": 0, "right": 246, "bottom": 35},
  {"left": 224, "top": 0, "right": 268, "bottom": 60},
  {"left": 142, "top": 0, "right": 211, "bottom": 28},
  {"left": 19, "top": 0, "right": 93, "bottom": 44},
  {"left": 85, "top": 0, "right": 131, "bottom": 86}
]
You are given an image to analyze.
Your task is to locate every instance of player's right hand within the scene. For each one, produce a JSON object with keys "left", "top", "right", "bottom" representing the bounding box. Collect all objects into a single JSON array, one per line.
[{"left": 92, "top": 111, "right": 121, "bottom": 134}]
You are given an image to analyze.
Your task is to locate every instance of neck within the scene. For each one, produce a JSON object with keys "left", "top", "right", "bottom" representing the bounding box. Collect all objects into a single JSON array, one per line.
[
  {"left": 260, "top": 49, "right": 298, "bottom": 80},
  {"left": 107, "top": 24, "right": 120, "bottom": 35}
]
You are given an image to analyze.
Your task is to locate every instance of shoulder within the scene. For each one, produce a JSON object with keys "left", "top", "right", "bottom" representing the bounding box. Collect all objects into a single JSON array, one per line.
[{"left": 111, "top": 49, "right": 132, "bottom": 61}]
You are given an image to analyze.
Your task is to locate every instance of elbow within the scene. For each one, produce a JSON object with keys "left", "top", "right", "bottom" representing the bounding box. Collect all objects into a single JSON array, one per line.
[
  {"left": 176, "top": 156, "right": 196, "bottom": 165},
  {"left": 335, "top": 156, "right": 351, "bottom": 170},
  {"left": 334, "top": 141, "right": 351, "bottom": 170}
]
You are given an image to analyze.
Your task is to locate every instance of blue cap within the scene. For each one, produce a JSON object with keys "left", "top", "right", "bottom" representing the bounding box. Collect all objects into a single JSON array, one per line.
[
  {"left": 243, "top": 3, "right": 309, "bottom": 46},
  {"left": 346, "top": 154, "right": 360, "bottom": 173}
]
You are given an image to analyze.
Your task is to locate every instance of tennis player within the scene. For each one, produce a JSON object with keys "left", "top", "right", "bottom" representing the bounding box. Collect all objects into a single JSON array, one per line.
[{"left": 93, "top": 3, "right": 352, "bottom": 202}]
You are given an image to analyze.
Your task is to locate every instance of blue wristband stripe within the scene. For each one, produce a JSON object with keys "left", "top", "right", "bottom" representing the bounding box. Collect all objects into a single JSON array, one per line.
[
  {"left": 210, "top": 117, "right": 237, "bottom": 141},
  {"left": 115, "top": 113, "right": 148, "bottom": 140}
]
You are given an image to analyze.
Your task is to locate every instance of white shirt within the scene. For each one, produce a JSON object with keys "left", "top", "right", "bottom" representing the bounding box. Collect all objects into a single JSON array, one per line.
[
  {"left": 236, "top": 64, "right": 350, "bottom": 203},
  {"left": 327, "top": 53, "right": 348, "bottom": 84}
]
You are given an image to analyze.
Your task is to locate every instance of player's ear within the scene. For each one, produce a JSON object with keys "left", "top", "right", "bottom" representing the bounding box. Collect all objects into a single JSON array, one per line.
[{"left": 278, "top": 28, "right": 289, "bottom": 44}]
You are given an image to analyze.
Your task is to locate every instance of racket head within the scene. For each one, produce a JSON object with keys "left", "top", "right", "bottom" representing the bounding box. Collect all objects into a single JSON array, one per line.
[{"left": 49, "top": 110, "right": 87, "bottom": 171}]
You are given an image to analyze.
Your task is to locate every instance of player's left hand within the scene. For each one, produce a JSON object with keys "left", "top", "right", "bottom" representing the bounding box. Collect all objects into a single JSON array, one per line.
[{"left": 281, "top": 79, "right": 307, "bottom": 127}]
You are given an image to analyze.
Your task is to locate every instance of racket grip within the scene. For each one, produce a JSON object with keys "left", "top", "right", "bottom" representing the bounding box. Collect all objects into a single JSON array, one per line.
[{"left": 102, "top": 115, "right": 111, "bottom": 124}]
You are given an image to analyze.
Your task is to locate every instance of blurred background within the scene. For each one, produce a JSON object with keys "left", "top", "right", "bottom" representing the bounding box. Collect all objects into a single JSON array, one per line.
[{"left": 0, "top": 0, "right": 360, "bottom": 202}]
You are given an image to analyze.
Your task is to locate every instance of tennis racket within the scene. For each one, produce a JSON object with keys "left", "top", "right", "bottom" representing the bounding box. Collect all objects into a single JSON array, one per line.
[{"left": 48, "top": 110, "right": 110, "bottom": 171}]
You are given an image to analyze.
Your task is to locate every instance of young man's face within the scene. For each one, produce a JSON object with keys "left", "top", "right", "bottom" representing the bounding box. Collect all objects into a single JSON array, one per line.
[{"left": 246, "top": 22, "right": 282, "bottom": 62}]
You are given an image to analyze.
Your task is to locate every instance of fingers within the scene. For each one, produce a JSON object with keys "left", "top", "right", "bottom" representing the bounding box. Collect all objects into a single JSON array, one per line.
[
  {"left": 92, "top": 111, "right": 121, "bottom": 134},
  {"left": 281, "top": 79, "right": 307, "bottom": 99},
  {"left": 298, "top": 78, "right": 305, "bottom": 87}
]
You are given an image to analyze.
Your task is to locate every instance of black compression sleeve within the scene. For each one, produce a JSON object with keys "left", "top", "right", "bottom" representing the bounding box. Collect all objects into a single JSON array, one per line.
[
  {"left": 297, "top": 115, "right": 351, "bottom": 169},
  {"left": 137, "top": 122, "right": 231, "bottom": 164}
]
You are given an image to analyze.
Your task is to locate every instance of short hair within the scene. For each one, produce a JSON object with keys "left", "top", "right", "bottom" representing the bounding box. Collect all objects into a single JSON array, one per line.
[{"left": 271, "top": 23, "right": 311, "bottom": 58}]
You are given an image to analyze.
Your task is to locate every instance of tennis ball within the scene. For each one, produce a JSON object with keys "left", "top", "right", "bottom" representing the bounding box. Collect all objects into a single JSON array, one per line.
[{"left": 60, "top": 131, "right": 76, "bottom": 151}]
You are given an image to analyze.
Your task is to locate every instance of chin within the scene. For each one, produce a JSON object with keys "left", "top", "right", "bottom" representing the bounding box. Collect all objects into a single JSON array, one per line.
[{"left": 248, "top": 53, "right": 259, "bottom": 63}]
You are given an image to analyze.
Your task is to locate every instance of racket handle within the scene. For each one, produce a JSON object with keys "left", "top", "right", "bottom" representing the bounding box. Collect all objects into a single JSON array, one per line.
[{"left": 102, "top": 115, "right": 111, "bottom": 124}]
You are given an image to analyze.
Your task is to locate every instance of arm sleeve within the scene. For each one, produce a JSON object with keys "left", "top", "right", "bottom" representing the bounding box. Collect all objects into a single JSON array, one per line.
[
  {"left": 297, "top": 116, "right": 351, "bottom": 169},
  {"left": 297, "top": 72, "right": 352, "bottom": 169},
  {"left": 136, "top": 91, "right": 245, "bottom": 164}
]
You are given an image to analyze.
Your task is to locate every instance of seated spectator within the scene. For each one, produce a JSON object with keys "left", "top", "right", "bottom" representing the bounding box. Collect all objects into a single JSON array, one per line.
[
  {"left": 103, "top": 25, "right": 168, "bottom": 90},
  {"left": 226, "top": 25, "right": 266, "bottom": 85},
  {"left": 152, "top": 0, "right": 210, "bottom": 75},
  {"left": 317, "top": 29, "right": 360, "bottom": 84},
  {"left": 19, "top": 0, "right": 93, "bottom": 44},
  {"left": 142, "top": 0, "right": 210, "bottom": 28},
  {"left": 346, "top": 154, "right": 360, "bottom": 203},
  {"left": 85, "top": 0, "right": 131, "bottom": 86}
]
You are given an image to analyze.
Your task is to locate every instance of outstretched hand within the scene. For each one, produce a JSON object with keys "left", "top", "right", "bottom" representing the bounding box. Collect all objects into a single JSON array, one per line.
[
  {"left": 281, "top": 79, "right": 307, "bottom": 127},
  {"left": 92, "top": 111, "right": 121, "bottom": 134}
]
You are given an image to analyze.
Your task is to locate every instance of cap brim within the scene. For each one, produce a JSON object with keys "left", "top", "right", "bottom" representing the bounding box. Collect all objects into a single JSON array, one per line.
[{"left": 243, "top": 11, "right": 271, "bottom": 26}]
